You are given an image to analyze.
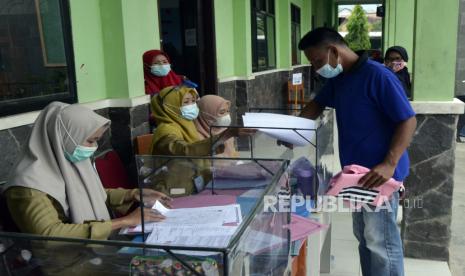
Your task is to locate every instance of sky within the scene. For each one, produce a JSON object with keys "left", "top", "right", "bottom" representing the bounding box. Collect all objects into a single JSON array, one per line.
[{"left": 338, "top": 4, "right": 380, "bottom": 13}]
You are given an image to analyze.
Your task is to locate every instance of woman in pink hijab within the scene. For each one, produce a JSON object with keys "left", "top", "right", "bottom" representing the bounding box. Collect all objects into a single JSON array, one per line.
[{"left": 194, "top": 95, "right": 239, "bottom": 157}]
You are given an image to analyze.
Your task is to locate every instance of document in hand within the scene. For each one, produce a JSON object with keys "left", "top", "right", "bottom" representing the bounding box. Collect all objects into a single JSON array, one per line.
[{"left": 242, "top": 113, "right": 316, "bottom": 146}]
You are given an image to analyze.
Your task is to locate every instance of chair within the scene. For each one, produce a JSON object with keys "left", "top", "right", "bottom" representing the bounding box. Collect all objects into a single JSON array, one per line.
[
  {"left": 135, "top": 134, "right": 154, "bottom": 155},
  {"left": 94, "top": 150, "right": 135, "bottom": 189},
  {"left": 0, "top": 182, "right": 20, "bottom": 232}
]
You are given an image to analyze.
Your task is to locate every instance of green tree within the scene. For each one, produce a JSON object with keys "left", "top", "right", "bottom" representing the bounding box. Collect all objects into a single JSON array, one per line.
[{"left": 345, "top": 5, "right": 371, "bottom": 51}]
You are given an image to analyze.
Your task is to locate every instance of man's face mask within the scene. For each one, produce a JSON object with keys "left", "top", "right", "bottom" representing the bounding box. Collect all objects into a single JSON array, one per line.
[
  {"left": 180, "top": 103, "right": 199, "bottom": 120},
  {"left": 316, "top": 50, "right": 343, "bottom": 78},
  {"left": 151, "top": 64, "right": 171, "bottom": 77}
]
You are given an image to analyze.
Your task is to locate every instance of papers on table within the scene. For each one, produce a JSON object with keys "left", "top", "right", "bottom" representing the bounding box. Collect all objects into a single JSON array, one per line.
[
  {"left": 126, "top": 202, "right": 242, "bottom": 234},
  {"left": 144, "top": 202, "right": 242, "bottom": 248},
  {"left": 242, "top": 112, "right": 316, "bottom": 146},
  {"left": 146, "top": 225, "right": 238, "bottom": 248}
]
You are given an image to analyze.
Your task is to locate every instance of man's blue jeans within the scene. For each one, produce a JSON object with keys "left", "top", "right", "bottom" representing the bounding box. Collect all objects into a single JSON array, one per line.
[{"left": 352, "top": 191, "right": 404, "bottom": 276}]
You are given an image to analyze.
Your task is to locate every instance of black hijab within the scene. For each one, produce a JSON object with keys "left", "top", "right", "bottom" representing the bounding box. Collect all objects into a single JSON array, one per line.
[{"left": 385, "top": 46, "right": 412, "bottom": 99}]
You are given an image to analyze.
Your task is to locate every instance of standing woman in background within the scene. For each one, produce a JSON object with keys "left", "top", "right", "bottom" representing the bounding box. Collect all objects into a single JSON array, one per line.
[{"left": 384, "top": 46, "right": 412, "bottom": 99}]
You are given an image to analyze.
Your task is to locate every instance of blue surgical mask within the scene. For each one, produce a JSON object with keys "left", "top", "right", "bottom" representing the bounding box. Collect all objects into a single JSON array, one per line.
[
  {"left": 65, "top": 145, "right": 98, "bottom": 163},
  {"left": 150, "top": 64, "right": 171, "bottom": 77},
  {"left": 180, "top": 103, "right": 199, "bottom": 120},
  {"left": 316, "top": 51, "right": 343, "bottom": 78}
]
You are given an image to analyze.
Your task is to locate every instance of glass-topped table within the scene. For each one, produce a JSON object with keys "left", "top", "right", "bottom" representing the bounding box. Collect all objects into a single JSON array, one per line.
[{"left": 0, "top": 156, "right": 291, "bottom": 276}]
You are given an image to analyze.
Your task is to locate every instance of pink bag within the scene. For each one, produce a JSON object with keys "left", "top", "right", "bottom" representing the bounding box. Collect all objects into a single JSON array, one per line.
[{"left": 326, "top": 164, "right": 404, "bottom": 206}]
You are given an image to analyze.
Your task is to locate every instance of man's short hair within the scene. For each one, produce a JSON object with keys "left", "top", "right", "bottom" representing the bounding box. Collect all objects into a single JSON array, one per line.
[{"left": 298, "top": 27, "right": 348, "bottom": 50}]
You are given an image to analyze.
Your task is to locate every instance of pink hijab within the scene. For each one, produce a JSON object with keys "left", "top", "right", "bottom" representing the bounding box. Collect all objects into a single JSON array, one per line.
[{"left": 194, "top": 95, "right": 238, "bottom": 157}]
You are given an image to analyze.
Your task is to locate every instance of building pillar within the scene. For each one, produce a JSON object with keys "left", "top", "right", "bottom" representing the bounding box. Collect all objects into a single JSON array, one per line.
[
  {"left": 411, "top": 0, "right": 459, "bottom": 101},
  {"left": 98, "top": 0, "right": 158, "bottom": 172},
  {"left": 383, "top": 0, "right": 462, "bottom": 262},
  {"left": 402, "top": 101, "right": 463, "bottom": 261},
  {"left": 276, "top": 0, "right": 292, "bottom": 69}
]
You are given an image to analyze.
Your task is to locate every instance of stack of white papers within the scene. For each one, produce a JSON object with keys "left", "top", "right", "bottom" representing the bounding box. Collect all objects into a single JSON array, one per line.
[
  {"left": 242, "top": 112, "right": 316, "bottom": 146},
  {"left": 123, "top": 201, "right": 242, "bottom": 248},
  {"left": 147, "top": 225, "right": 238, "bottom": 248},
  {"left": 127, "top": 201, "right": 241, "bottom": 233}
]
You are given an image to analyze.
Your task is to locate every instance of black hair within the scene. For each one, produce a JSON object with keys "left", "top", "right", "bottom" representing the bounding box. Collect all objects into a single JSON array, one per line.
[{"left": 298, "top": 27, "right": 348, "bottom": 51}]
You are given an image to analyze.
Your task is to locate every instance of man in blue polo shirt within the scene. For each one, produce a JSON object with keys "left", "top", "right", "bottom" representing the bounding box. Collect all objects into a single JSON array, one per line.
[{"left": 298, "top": 28, "right": 417, "bottom": 276}]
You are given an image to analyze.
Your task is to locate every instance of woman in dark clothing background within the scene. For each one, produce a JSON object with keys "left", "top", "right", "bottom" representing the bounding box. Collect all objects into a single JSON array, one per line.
[{"left": 385, "top": 46, "right": 412, "bottom": 100}]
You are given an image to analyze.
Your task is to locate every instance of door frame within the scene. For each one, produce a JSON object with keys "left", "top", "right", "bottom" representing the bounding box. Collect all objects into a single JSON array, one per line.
[{"left": 157, "top": 0, "right": 218, "bottom": 95}]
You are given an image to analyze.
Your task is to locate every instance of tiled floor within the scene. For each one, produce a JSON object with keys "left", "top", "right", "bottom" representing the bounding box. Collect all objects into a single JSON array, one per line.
[{"left": 320, "top": 211, "right": 452, "bottom": 276}]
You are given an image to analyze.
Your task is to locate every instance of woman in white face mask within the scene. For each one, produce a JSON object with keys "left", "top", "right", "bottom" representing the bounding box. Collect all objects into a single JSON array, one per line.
[{"left": 194, "top": 95, "right": 239, "bottom": 158}]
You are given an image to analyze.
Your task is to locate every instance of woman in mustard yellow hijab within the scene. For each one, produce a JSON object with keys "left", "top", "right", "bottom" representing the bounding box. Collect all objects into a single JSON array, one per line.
[
  {"left": 150, "top": 86, "right": 214, "bottom": 155},
  {"left": 149, "top": 86, "right": 221, "bottom": 196}
]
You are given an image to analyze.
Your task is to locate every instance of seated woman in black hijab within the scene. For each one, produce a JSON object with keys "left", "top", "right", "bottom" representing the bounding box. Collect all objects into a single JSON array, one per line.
[{"left": 384, "top": 46, "right": 412, "bottom": 100}]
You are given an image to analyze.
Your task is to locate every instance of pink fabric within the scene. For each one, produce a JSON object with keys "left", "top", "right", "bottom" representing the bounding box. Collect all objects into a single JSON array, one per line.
[
  {"left": 285, "top": 214, "right": 328, "bottom": 242},
  {"left": 325, "top": 164, "right": 404, "bottom": 206},
  {"left": 171, "top": 194, "right": 237, "bottom": 209}
]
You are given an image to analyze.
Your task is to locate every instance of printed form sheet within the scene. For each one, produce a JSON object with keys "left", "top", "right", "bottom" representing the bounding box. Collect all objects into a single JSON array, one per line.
[{"left": 122, "top": 201, "right": 242, "bottom": 247}]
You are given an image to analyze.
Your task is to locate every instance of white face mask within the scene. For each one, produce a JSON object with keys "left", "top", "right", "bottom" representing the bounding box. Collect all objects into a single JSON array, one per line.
[
  {"left": 316, "top": 50, "right": 343, "bottom": 78},
  {"left": 215, "top": 114, "right": 231, "bottom": 127}
]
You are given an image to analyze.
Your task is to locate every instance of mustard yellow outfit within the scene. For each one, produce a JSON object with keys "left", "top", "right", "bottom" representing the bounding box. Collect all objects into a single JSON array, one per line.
[
  {"left": 149, "top": 86, "right": 213, "bottom": 196},
  {"left": 0, "top": 102, "right": 140, "bottom": 275},
  {"left": 5, "top": 186, "right": 136, "bottom": 240},
  {"left": 150, "top": 86, "right": 214, "bottom": 155}
]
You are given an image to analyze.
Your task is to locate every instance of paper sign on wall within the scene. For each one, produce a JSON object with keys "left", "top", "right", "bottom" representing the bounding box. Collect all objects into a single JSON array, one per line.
[
  {"left": 292, "top": 73, "right": 302, "bottom": 85},
  {"left": 185, "top": 29, "right": 197, "bottom": 47}
]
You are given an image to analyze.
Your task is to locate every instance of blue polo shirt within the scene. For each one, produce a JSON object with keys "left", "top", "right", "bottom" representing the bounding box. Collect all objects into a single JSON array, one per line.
[{"left": 314, "top": 53, "right": 416, "bottom": 181}]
